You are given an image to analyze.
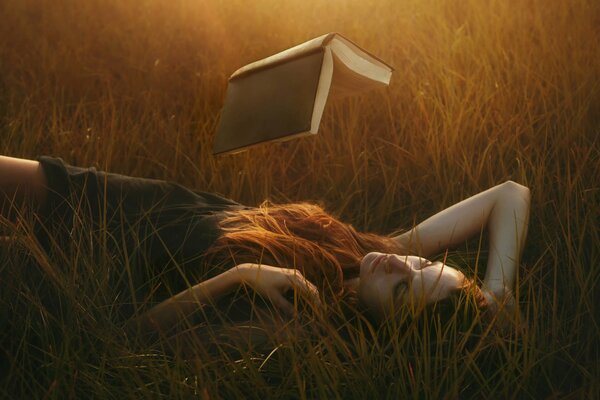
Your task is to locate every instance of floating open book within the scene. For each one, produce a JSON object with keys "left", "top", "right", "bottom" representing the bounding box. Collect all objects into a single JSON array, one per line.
[{"left": 213, "top": 33, "right": 393, "bottom": 155}]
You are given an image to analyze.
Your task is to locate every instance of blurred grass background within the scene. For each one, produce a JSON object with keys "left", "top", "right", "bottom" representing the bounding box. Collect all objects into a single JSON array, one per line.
[{"left": 0, "top": 0, "right": 598, "bottom": 398}]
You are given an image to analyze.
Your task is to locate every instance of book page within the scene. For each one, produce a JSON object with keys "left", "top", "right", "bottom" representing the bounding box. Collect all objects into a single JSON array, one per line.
[
  {"left": 311, "top": 48, "right": 334, "bottom": 133},
  {"left": 329, "top": 52, "right": 389, "bottom": 97},
  {"left": 328, "top": 37, "right": 392, "bottom": 96},
  {"left": 331, "top": 35, "right": 392, "bottom": 73}
]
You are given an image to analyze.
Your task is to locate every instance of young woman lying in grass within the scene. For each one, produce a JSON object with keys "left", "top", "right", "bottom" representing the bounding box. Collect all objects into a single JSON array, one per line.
[{"left": 0, "top": 155, "right": 530, "bottom": 340}]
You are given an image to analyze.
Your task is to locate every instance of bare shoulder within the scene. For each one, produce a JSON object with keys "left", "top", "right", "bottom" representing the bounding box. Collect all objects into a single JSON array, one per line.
[{"left": 0, "top": 155, "right": 48, "bottom": 210}]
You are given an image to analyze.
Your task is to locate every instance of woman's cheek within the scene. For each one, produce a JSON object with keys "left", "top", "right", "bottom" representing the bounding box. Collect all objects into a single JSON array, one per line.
[{"left": 361, "top": 277, "right": 386, "bottom": 305}]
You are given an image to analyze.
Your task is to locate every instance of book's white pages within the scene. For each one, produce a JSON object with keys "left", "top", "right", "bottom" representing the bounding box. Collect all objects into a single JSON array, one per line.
[{"left": 214, "top": 33, "right": 393, "bottom": 155}]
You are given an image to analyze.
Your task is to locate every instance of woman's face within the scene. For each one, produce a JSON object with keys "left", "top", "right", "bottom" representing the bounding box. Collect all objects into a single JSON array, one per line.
[{"left": 358, "top": 252, "right": 466, "bottom": 319}]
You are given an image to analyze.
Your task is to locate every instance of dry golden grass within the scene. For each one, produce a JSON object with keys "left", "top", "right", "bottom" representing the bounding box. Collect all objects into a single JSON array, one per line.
[{"left": 1, "top": 0, "right": 599, "bottom": 398}]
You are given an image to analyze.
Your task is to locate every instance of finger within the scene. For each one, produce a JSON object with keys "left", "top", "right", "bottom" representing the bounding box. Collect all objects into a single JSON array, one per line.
[
  {"left": 288, "top": 275, "right": 322, "bottom": 306},
  {"left": 271, "top": 294, "right": 295, "bottom": 316}
]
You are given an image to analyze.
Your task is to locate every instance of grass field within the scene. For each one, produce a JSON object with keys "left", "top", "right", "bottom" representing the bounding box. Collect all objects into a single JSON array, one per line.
[{"left": 1, "top": 0, "right": 599, "bottom": 398}]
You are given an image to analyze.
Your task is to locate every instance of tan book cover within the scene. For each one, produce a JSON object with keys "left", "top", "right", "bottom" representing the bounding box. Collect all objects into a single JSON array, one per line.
[{"left": 213, "top": 33, "right": 393, "bottom": 155}]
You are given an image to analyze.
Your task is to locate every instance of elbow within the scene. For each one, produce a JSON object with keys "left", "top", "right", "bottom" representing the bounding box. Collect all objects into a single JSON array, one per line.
[
  {"left": 498, "top": 181, "right": 531, "bottom": 226},
  {"left": 500, "top": 180, "right": 530, "bottom": 203},
  {"left": 501, "top": 180, "right": 529, "bottom": 192}
]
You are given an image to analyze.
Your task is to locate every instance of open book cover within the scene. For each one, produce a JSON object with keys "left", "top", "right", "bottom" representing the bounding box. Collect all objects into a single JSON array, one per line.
[{"left": 213, "top": 33, "right": 393, "bottom": 155}]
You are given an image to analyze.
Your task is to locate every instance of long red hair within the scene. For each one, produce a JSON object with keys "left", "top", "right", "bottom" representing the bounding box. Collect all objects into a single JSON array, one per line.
[{"left": 202, "top": 202, "right": 402, "bottom": 299}]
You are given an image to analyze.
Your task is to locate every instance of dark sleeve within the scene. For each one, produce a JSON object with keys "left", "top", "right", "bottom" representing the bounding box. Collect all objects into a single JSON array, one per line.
[{"left": 37, "top": 156, "right": 243, "bottom": 268}]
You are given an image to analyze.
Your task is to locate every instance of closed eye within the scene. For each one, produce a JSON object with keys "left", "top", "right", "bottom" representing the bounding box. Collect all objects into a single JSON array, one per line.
[{"left": 394, "top": 281, "right": 408, "bottom": 301}]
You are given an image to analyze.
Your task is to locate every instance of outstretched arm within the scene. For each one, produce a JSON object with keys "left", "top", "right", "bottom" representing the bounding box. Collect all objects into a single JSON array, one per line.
[
  {"left": 131, "top": 263, "right": 320, "bottom": 335},
  {"left": 393, "top": 181, "right": 530, "bottom": 297}
]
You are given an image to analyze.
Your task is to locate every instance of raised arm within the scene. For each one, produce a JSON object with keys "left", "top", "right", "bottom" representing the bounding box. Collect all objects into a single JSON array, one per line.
[
  {"left": 393, "top": 181, "right": 530, "bottom": 296},
  {"left": 132, "top": 263, "right": 320, "bottom": 335}
]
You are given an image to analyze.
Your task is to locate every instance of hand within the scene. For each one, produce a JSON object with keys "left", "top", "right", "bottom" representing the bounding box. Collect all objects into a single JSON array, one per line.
[
  {"left": 483, "top": 286, "right": 518, "bottom": 327},
  {"left": 232, "top": 263, "right": 322, "bottom": 316}
]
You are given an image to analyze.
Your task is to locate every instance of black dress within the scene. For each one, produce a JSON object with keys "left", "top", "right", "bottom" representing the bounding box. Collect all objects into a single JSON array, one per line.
[{"left": 36, "top": 156, "right": 248, "bottom": 308}]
